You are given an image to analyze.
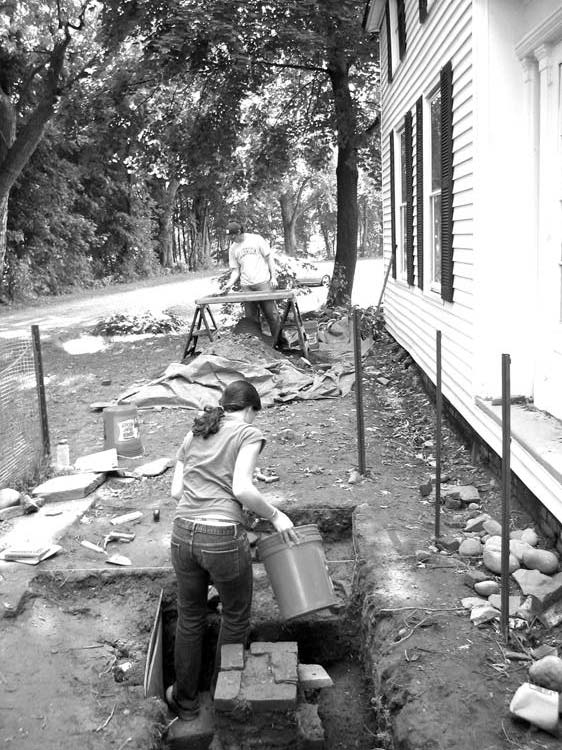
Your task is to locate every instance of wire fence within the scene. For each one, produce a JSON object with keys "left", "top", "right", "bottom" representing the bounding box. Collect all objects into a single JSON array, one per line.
[{"left": 0, "top": 330, "right": 48, "bottom": 489}]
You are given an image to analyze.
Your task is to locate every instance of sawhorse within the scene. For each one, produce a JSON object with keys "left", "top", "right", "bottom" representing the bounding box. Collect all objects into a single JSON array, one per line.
[{"left": 182, "top": 290, "right": 309, "bottom": 359}]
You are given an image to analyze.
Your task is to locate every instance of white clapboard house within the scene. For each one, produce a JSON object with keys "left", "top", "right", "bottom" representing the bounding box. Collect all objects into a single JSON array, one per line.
[{"left": 364, "top": 0, "right": 562, "bottom": 529}]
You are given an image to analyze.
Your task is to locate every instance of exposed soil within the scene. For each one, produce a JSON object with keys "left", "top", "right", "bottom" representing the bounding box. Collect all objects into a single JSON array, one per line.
[{"left": 1, "top": 313, "right": 561, "bottom": 749}]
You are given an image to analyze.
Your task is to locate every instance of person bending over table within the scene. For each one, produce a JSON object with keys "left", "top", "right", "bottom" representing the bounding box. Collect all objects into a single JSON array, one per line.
[
  {"left": 224, "top": 219, "right": 286, "bottom": 347},
  {"left": 166, "top": 379, "right": 297, "bottom": 721}
]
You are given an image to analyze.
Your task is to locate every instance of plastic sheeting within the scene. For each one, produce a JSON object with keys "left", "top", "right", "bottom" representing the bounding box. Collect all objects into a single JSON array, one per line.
[
  {"left": 119, "top": 353, "right": 356, "bottom": 410},
  {"left": 118, "top": 316, "right": 371, "bottom": 411}
]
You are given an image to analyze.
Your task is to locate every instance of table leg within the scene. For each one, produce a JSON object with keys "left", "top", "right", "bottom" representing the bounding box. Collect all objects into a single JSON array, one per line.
[
  {"left": 291, "top": 300, "right": 309, "bottom": 358},
  {"left": 183, "top": 306, "right": 202, "bottom": 359},
  {"left": 274, "top": 300, "right": 292, "bottom": 348}
]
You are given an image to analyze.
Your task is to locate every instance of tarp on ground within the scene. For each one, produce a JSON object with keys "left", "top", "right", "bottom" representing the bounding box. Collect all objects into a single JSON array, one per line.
[
  {"left": 118, "top": 316, "right": 371, "bottom": 410},
  {"left": 118, "top": 353, "right": 355, "bottom": 410}
]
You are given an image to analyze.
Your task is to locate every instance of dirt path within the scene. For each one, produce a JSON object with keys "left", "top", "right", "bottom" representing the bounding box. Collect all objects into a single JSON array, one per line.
[
  {"left": 0, "top": 258, "right": 383, "bottom": 340},
  {"left": 0, "top": 311, "right": 559, "bottom": 749}
]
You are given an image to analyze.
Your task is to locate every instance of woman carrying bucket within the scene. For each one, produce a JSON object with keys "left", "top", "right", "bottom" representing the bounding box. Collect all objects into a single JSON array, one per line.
[{"left": 167, "top": 379, "right": 297, "bottom": 721}]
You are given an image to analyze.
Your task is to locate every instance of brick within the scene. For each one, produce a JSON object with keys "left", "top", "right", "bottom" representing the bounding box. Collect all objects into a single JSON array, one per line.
[
  {"left": 221, "top": 643, "right": 245, "bottom": 671},
  {"left": 242, "top": 680, "right": 297, "bottom": 712},
  {"left": 271, "top": 650, "right": 298, "bottom": 684},
  {"left": 214, "top": 670, "right": 242, "bottom": 711},
  {"left": 296, "top": 703, "right": 325, "bottom": 749},
  {"left": 250, "top": 641, "right": 298, "bottom": 656},
  {"left": 297, "top": 664, "right": 334, "bottom": 690}
]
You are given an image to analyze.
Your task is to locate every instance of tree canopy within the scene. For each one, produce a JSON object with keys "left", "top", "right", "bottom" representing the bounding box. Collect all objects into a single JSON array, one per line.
[{"left": 0, "top": 0, "right": 380, "bottom": 303}]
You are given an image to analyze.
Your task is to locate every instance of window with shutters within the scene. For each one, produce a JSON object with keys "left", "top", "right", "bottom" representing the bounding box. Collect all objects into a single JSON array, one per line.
[
  {"left": 394, "top": 126, "right": 408, "bottom": 279},
  {"left": 385, "top": 0, "right": 407, "bottom": 83},
  {"left": 429, "top": 87, "right": 442, "bottom": 286}
]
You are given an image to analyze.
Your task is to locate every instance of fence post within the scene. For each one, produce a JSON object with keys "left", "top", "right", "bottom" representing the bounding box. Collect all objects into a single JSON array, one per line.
[
  {"left": 501, "top": 353, "right": 511, "bottom": 642},
  {"left": 31, "top": 325, "right": 50, "bottom": 460},
  {"left": 353, "top": 308, "right": 367, "bottom": 475}
]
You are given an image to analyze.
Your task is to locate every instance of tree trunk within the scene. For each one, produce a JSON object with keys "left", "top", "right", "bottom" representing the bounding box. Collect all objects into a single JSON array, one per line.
[
  {"left": 156, "top": 178, "right": 179, "bottom": 267},
  {"left": 193, "top": 196, "right": 211, "bottom": 268},
  {"left": 279, "top": 193, "right": 298, "bottom": 256},
  {"left": 326, "top": 50, "right": 358, "bottom": 307},
  {"left": 0, "top": 32, "right": 71, "bottom": 291},
  {"left": 0, "top": 88, "right": 16, "bottom": 286}
]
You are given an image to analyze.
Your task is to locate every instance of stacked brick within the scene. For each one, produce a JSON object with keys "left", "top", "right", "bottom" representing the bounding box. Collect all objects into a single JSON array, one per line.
[{"left": 214, "top": 641, "right": 329, "bottom": 749}]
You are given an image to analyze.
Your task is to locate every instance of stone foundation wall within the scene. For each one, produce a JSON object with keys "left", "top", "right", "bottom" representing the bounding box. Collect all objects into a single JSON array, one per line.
[{"left": 410, "top": 355, "right": 562, "bottom": 551}]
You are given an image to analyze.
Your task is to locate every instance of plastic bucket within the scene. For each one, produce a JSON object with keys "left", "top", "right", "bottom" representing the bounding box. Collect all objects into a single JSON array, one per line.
[
  {"left": 257, "top": 524, "right": 338, "bottom": 620},
  {"left": 103, "top": 405, "right": 144, "bottom": 458}
]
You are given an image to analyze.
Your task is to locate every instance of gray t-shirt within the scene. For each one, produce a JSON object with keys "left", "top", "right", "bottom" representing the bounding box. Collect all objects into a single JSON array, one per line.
[
  {"left": 175, "top": 417, "right": 265, "bottom": 523},
  {"left": 228, "top": 232, "right": 271, "bottom": 286}
]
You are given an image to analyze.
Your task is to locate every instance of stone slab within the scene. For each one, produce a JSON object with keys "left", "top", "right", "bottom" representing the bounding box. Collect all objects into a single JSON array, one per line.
[
  {"left": 271, "top": 650, "right": 298, "bottom": 684},
  {"left": 166, "top": 691, "right": 215, "bottom": 750},
  {"left": 32, "top": 472, "right": 106, "bottom": 502},
  {"left": 74, "top": 449, "right": 118, "bottom": 473},
  {"left": 297, "top": 663, "right": 334, "bottom": 690},
  {"left": 250, "top": 641, "right": 299, "bottom": 656},
  {"left": 512, "top": 569, "right": 562, "bottom": 612},
  {"left": 221, "top": 643, "right": 245, "bottom": 671},
  {"left": 242, "top": 680, "right": 298, "bottom": 713},
  {"left": 214, "top": 670, "right": 242, "bottom": 711}
]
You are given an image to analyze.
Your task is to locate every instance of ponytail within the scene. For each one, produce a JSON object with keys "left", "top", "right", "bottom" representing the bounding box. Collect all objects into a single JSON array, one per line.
[{"left": 192, "top": 405, "right": 224, "bottom": 439}]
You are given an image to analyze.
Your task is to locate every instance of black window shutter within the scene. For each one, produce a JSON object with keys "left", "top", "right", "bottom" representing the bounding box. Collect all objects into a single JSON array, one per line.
[
  {"left": 397, "top": 0, "right": 407, "bottom": 59},
  {"left": 389, "top": 132, "right": 397, "bottom": 279},
  {"left": 405, "top": 110, "right": 414, "bottom": 286},
  {"left": 416, "top": 96, "right": 424, "bottom": 289},
  {"left": 385, "top": 1, "right": 393, "bottom": 83},
  {"left": 440, "top": 60, "right": 454, "bottom": 303},
  {"left": 419, "top": 0, "right": 428, "bottom": 23}
]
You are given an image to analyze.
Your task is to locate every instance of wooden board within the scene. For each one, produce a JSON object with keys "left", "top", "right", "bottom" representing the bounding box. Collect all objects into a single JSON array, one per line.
[
  {"left": 32, "top": 473, "right": 106, "bottom": 502},
  {"left": 196, "top": 290, "right": 295, "bottom": 305}
]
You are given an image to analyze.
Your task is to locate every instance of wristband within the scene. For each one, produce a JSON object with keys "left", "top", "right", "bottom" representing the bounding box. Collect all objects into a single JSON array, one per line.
[{"left": 268, "top": 507, "right": 279, "bottom": 522}]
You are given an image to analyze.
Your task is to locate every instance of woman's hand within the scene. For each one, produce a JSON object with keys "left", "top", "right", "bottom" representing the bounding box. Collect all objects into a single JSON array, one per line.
[{"left": 272, "top": 509, "right": 299, "bottom": 544}]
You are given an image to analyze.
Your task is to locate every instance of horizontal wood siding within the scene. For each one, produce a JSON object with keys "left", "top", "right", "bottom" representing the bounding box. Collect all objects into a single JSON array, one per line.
[{"left": 380, "top": 0, "right": 474, "bottom": 413}]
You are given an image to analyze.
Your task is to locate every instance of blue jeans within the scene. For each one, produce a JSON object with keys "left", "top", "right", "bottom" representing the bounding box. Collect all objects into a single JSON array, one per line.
[
  {"left": 241, "top": 281, "right": 281, "bottom": 341},
  {"left": 171, "top": 517, "right": 253, "bottom": 709}
]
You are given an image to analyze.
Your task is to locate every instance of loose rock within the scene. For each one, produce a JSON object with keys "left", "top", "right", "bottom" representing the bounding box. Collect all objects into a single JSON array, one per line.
[
  {"left": 528, "top": 655, "right": 562, "bottom": 692},
  {"left": 482, "top": 538, "right": 520, "bottom": 574},
  {"left": 482, "top": 519, "right": 502, "bottom": 537},
  {"left": 470, "top": 604, "right": 499, "bottom": 626},
  {"left": 474, "top": 580, "right": 499, "bottom": 597},
  {"left": 0, "top": 488, "right": 20, "bottom": 509},
  {"left": 510, "top": 539, "right": 533, "bottom": 562},
  {"left": 521, "top": 528, "right": 539, "bottom": 547},
  {"left": 458, "top": 538, "right": 482, "bottom": 557},
  {"left": 464, "top": 513, "right": 491, "bottom": 533},
  {"left": 488, "top": 594, "right": 523, "bottom": 615},
  {"left": 461, "top": 596, "right": 488, "bottom": 609},
  {"left": 522, "top": 548, "right": 559, "bottom": 575},
  {"left": 463, "top": 569, "right": 490, "bottom": 589}
]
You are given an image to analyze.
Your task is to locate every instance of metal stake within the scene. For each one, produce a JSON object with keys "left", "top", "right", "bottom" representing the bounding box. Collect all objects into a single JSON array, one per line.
[
  {"left": 501, "top": 353, "right": 512, "bottom": 642},
  {"left": 31, "top": 325, "right": 50, "bottom": 460},
  {"left": 353, "top": 308, "right": 367, "bottom": 474},
  {"left": 435, "top": 330, "right": 442, "bottom": 539}
]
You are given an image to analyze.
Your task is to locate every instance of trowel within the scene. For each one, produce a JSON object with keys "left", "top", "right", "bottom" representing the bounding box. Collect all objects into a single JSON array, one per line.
[{"left": 80, "top": 539, "right": 132, "bottom": 566}]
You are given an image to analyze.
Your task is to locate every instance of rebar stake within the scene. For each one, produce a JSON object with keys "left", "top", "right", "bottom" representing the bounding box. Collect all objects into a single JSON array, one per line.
[
  {"left": 435, "top": 330, "right": 442, "bottom": 539},
  {"left": 353, "top": 308, "right": 366, "bottom": 475},
  {"left": 501, "top": 353, "right": 512, "bottom": 643}
]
